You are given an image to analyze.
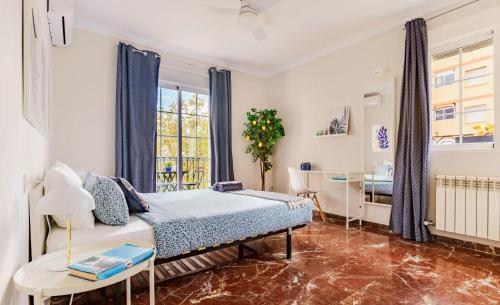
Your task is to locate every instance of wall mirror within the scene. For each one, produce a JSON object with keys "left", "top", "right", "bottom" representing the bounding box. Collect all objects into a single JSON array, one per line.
[{"left": 363, "top": 78, "right": 396, "bottom": 205}]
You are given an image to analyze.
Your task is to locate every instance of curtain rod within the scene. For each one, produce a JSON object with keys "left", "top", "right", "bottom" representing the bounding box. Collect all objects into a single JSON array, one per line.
[
  {"left": 131, "top": 48, "right": 160, "bottom": 58},
  {"left": 426, "top": 0, "right": 480, "bottom": 22},
  {"left": 119, "top": 42, "right": 225, "bottom": 73},
  {"left": 159, "top": 63, "right": 210, "bottom": 78},
  {"left": 403, "top": 0, "right": 480, "bottom": 30}
]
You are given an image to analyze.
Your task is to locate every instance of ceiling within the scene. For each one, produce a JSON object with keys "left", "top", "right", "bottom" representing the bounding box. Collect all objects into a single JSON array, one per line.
[{"left": 75, "top": 0, "right": 464, "bottom": 77}]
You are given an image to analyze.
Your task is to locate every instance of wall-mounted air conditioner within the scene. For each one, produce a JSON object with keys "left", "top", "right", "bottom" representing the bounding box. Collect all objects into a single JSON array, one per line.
[
  {"left": 47, "top": 0, "right": 74, "bottom": 47},
  {"left": 363, "top": 93, "right": 382, "bottom": 107}
]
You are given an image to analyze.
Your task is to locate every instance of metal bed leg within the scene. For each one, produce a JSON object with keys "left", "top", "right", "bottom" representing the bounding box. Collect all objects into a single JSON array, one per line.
[
  {"left": 286, "top": 228, "right": 292, "bottom": 260},
  {"left": 113, "top": 281, "right": 123, "bottom": 305},
  {"left": 238, "top": 244, "right": 245, "bottom": 259}
]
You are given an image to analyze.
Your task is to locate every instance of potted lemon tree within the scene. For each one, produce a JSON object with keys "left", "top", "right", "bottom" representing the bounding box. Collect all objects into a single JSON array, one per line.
[{"left": 242, "top": 108, "right": 285, "bottom": 191}]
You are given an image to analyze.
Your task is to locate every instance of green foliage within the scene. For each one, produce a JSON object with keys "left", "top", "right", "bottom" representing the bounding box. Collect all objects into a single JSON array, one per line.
[
  {"left": 156, "top": 91, "right": 210, "bottom": 186},
  {"left": 242, "top": 108, "right": 285, "bottom": 189}
]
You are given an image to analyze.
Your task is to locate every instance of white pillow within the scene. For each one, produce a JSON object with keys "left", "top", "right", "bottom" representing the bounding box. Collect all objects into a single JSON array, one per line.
[
  {"left": 44, "top": 161, "right": 82, "bottom": 192},
  {"left": 44, "top": 162, "right": 95, "bottom": 230},
  {"left": 75, "top": 169, "right": 90, "bottom": 184}
]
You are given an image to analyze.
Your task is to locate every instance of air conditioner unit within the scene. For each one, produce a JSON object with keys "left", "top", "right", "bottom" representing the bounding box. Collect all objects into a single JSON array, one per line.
[
  {"left": 47, "top": 0, "right": 74, "bottom": 47},
  {"left": 363, "top": 93, "right": 382, "bottom": 107}
]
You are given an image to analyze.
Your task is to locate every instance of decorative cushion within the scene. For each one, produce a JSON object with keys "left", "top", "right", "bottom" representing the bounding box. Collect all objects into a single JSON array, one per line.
[
  {"left": 45, "top": 162, "right": 95, "bottom": 230},
  {"left": 84, "top": 174, "right": 129, "bottom": 226},
  {"left": 111, "top": 177, "right": 149, "bottom": 213}
]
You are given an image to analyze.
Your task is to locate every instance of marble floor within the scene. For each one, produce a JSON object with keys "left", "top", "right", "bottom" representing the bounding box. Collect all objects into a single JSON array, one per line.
[{"left": 88, "top": 220, "right": 500, "bottom": 305}]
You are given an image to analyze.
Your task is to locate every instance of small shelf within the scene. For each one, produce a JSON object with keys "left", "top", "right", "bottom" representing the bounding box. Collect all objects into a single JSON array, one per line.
[{"left": 314, "top": 133, "right": 347, "bottom": 138}]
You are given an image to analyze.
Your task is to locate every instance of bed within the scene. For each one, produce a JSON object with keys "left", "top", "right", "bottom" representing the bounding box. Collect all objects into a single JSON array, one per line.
[
  {"left": 30, "top": 184, "right": 313, "bottom": 265},
  {"left": 46, "top": 215, "right": 155, "bottom": 253},
  {"left": 364, "top": 174, "right": 393, "bottom": 200}
]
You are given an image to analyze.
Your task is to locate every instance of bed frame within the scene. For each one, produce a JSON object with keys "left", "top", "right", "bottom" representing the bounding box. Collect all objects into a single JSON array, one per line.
[
  {"left": 29, "top": 182, "right": 49, "bottom": 261},
  {"left": 28, "top": 183, "right": 305, "bottom": 304},
  {"left": 155, "top": 224, "right": 304, "bottom": 265}
]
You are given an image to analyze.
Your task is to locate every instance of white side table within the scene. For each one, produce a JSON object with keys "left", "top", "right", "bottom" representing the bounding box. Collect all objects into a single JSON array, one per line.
[{"left": 13, "top": 240, "right": 156, "bottom": 305}]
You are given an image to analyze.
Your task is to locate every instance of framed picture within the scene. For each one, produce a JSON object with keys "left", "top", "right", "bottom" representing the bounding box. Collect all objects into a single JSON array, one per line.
[
  {"left": 23, "top": 0, "right": 50, "bottom": 137},
  {"left": 372, "top": 124, "right": 390, "bottom": 152},
  {"left": 329, "top": 106, "right": 350, "bottom": 135}
]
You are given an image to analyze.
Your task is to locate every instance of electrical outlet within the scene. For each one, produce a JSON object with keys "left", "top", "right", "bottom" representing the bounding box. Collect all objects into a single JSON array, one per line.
[{"left": 373, "top": 67, "right": 386, "bottom": 79}]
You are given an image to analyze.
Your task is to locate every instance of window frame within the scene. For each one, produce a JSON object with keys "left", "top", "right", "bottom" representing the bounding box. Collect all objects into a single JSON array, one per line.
[
  {"left": 157, "top": 81, "right": 210, "bottom": 191},
  {"left": 434, "top": 104, "right": 456, "bottom": 121},
  {"left": 429, "top": 30, "right": 496, "bottom": 150},
  {"left": 434, "top": 70, "right": 456, "bottom": 88}
]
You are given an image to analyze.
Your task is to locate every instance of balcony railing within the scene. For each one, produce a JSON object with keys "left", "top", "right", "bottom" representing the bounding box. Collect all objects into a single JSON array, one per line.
[
  {"left": 156, "top": 157, "right": 210, "bottom": 192},
  {"left": 432, "top": 134, "right": 494, "bottom": 145}
]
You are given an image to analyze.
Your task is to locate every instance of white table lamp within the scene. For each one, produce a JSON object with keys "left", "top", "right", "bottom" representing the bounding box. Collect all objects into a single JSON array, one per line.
[{"left": 37, "top": 186, "right": 95, "bottom": 271}]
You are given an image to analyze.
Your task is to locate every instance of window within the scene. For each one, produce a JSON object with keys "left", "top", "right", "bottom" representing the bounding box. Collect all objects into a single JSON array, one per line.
[
  {"left": 431, "top": 35, "right": 494, "bottom": 146},
  {"left": 156, "top": 86, "right": 210, "bottom": 192},
  {"left": 464, "top": 66, "right": 488, "bottom": 86},
  {"left": 434, "top": 70, "right": 455, "bottom": 88},
  {"left": 434, "top": 105, "right": 456, "bottom": 121},
  {"left": 464, "top": 104, "right": 487, "bottom": 123}
]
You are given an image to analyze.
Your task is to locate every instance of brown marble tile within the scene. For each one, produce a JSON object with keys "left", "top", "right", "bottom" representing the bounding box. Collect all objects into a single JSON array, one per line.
[
  {"left": 318, "top": 211, "right": 499, "bottom": 258},
  {"left": 68, "top": 221, "right": 500, "bottom": 305}
]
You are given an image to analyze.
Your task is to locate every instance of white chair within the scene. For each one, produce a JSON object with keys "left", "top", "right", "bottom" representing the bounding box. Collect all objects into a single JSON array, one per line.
[{"left": 287, "top": 167, "right": 326, "bottom": 223}]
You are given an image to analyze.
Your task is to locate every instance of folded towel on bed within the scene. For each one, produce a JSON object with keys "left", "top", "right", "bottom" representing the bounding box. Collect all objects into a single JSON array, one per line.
[
  {"left": 229, "top": 189, "right": 312, "bottom": 209},
  {"left": 213, "top": 181, "right": 243, "bottom": 192}
]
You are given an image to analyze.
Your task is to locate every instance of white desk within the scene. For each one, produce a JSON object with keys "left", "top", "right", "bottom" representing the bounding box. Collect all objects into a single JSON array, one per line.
[{"left": 291, "top": 170, "right": 364, "bottom": 229}]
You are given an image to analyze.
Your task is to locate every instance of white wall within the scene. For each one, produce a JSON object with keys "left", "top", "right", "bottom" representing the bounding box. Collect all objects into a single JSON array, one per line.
[
  {"left": 50, "top": 28, "right": 271, "bottom": 190},
  {"left": 0, "top": 1, "right": 50, "bottom": 304},
  {"left": 268, "top": 1, "right": 500, "bottom": 235},
  {"left": 50, "top": 29, "right": 117, "bottom": 176},
  {"left": 268, "top": 26, "right": 404, "bottom": 219},
  {"left": 232, "top": 71, "right": 272, "bottom": 189}
]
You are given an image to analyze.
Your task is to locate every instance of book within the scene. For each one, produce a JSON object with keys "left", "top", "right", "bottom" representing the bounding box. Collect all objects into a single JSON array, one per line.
[{"left": 68, "top": 243, "right": 154, "bottom": 281}]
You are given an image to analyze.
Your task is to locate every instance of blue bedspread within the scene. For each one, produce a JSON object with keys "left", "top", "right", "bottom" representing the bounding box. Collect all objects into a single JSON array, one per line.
[
  {"left": 364, "top": 181, "right": 393, "bottom": 196},
  {"left": 138, "top": 190, "right": 313, "bottom": 258}
]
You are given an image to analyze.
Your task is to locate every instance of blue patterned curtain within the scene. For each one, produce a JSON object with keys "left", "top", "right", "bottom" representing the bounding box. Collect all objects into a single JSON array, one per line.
[
  {"left": 209, "top": 67, "right": 234, "bottom": 183},
  {"left": 390, "top": 19, "right": 432, "bottom": 242},
  {"left": 115, "top": 43, "right": 160, "bottom": 193}
]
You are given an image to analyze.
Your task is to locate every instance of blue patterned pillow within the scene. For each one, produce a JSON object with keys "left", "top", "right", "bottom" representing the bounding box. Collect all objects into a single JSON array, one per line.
[
  {"left": 84, "top": 174, "right": 129, "bottom": 225},
  {"left": 111, "top": 177, "right": 149, "bottom": 213}
]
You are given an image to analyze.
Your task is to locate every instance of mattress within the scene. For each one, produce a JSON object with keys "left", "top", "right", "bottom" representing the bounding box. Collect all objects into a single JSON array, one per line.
[
  {"left": 364, "top": 174, "right": 393, "bottom": 182},
  {"left": 364, "top": 181, "right": 393, "bottom": 196},
  {"left": 138, "top": 190, "right": 313, "bottom": 258},
  {"left": 45, "top": 215, "right": 154, "bottom": 253}
]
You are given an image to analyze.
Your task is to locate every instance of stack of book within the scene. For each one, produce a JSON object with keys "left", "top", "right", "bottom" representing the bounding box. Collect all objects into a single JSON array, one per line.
[{"left": 68, "top": 243, "right": 154, "bottom": 281}]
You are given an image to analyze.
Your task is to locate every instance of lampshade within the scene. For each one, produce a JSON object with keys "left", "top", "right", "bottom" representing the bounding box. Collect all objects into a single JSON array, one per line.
[{"left": 38, "top": 186, "right": 95, "bottom": 216}]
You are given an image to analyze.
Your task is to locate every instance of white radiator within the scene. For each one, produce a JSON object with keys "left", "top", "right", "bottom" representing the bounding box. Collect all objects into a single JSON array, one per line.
[{"left": 436, "top": 175, "right": 500, "bottom": 241}]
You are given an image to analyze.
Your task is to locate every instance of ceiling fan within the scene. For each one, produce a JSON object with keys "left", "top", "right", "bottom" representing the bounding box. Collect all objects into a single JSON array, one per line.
[{"left": 199, "top": 0, "right": 282, "bottom": 41}]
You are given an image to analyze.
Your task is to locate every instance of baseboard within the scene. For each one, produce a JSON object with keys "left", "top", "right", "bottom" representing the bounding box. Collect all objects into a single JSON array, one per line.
[
  {"left": 313, "top": 210, "right": 390, "bottom": 231},
  {"left": 313, "top": 211, "right": 499, "bottom": 257},
  {"left": 432, "top": 231, "right": 499, "bottom": 256}
]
